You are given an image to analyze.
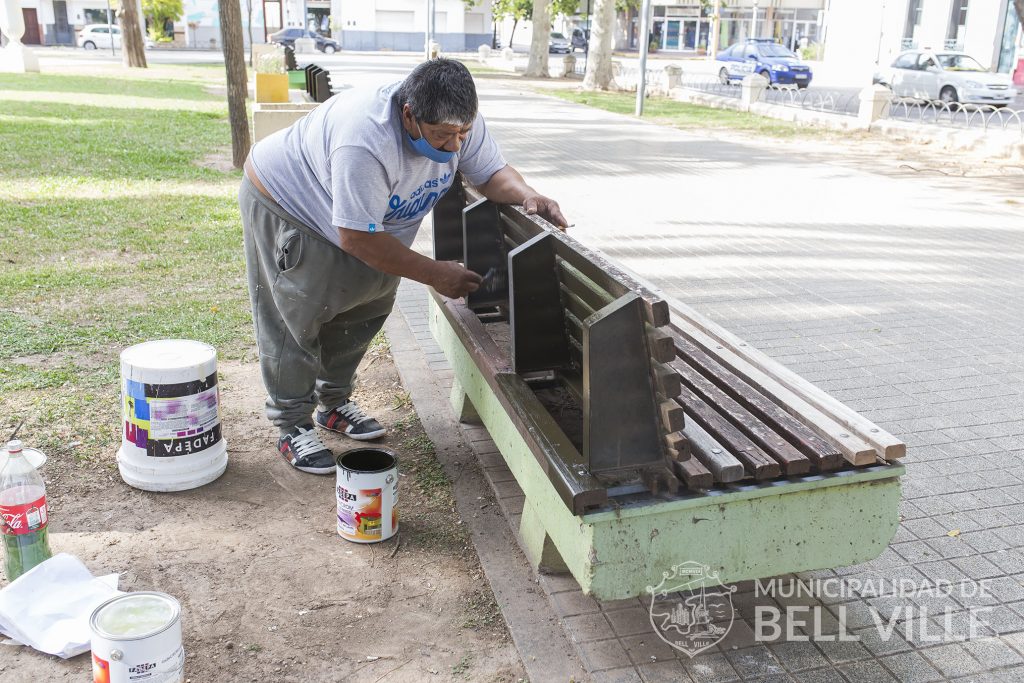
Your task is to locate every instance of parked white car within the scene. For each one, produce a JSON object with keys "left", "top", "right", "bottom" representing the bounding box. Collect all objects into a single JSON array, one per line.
[
  {"left": 78, "top": 24, "right": 121, "bottom": 50},
  {"left": 874, "top": 50, "right": 1016, "bottom": 107}
]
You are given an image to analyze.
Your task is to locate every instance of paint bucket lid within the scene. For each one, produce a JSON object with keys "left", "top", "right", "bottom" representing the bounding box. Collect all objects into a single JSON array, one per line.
[
  {"left": 0, "top": 443, "right": 46, "bottom": 471},
  {"left": 120, "top": 339, "right": 216, "bottom": 371},
  {"left": 337, "top": 447, "right": 397, "bottom": 474},
  {"left": 91, "top": 592, "right": 181, "bottom": 640}
]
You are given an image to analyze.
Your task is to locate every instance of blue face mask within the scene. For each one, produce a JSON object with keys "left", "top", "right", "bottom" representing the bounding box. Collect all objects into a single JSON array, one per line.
[{"left": 407, "top": 118, "right": 455, "bottom": 164}]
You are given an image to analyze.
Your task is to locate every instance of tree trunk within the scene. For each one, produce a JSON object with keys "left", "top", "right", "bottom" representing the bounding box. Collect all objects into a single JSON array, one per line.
[
  {"left": 219, "top": 0, "right": 251, "bottom": 169},
  {"left": 525, "top": 0, "right": 551, "bottom": 78},
  {"left": 583, "top": 0, "right": 616, "bottom": 90},
  {"left": 119, "top": 0, "right": 147, "bottom": 68},
  {"left": 1015, "top": 0, "right": 1024, "bottom": 33},
  {"left": 510, "top": 19, "right": 518, "bottom": 47}
]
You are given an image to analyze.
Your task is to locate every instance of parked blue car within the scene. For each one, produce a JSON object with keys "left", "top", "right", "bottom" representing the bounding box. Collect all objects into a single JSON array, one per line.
[{"left": 716, "top": 39, "right": 813, "bottom": 88}]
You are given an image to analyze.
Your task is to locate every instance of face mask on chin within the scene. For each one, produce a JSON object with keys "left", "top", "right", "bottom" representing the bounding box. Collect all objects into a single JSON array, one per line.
[{"left": 407, "top": 118, "right": 456, "bottom": 163}]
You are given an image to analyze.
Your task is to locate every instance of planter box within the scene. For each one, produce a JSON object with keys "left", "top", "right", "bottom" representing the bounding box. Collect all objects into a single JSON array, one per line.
[
  {"left": 255, "top": 73, "right": 288, "bottom": 103},
  {"left": 287, "top": 70, "right": 306, "bottom": 90}
]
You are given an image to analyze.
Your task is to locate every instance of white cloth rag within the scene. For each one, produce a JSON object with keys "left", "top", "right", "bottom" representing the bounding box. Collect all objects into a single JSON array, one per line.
[{"left": 0, "top": 553, "right": 121, "bottom": 658}]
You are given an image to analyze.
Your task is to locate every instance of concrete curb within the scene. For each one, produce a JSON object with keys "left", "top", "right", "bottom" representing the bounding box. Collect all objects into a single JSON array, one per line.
[{"left": 385, "top": 298, "right": 588, "bottom": 683}]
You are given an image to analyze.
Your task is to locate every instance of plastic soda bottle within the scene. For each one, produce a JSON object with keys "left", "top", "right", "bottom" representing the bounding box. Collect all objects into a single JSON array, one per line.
[{"left": 0, "top": 439, "right": 52, "bottom": 581}]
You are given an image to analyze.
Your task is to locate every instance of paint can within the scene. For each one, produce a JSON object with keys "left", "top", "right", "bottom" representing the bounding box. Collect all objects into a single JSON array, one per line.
[
  {"left": 116, "top": 340, "right": 228, "bottom": 492},
  {"left": 336, "top": 448, "right": 399, "bottom": 543},
  {"left": 90, "top": 592, "right": 184, "bottom": 683}
]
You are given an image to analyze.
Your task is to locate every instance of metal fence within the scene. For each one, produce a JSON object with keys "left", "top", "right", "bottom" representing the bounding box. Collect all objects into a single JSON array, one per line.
[
  {"left": 761, "top": 87, "right": 860, "bottom": 117},
  {"left": 671, "top": 72, "right": 1024, "bottom": 137},
  {"left": 883, "top": 99, "right": 1024, "bottom": 136}
]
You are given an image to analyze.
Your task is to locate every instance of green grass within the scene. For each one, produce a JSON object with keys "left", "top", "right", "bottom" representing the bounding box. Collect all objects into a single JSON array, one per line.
[
  {"left": 547, "top": 88, "right": 826, "bottom": 138},
  {"left": 0, "top": 70, "right": 246, "bottom": 458}
]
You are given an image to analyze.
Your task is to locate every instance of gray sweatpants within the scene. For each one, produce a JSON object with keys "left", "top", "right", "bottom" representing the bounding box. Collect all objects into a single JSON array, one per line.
[{"left": 239, "top": 176, "right": 399, "bottom": 433}]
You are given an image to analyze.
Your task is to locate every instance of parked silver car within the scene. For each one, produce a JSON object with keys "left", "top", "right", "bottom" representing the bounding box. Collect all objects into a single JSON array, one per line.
[{"left": 874, "top": 50, "right": 1016, "bottom": 107}]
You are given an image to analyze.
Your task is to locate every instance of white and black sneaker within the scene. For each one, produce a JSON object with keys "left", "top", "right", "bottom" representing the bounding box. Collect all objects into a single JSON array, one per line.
[
  {"left": 277, "top": 424, "right": 336, "bottom": 474},
  {"left": 315, "top": 400, "right": 386, "bottom": 441}
]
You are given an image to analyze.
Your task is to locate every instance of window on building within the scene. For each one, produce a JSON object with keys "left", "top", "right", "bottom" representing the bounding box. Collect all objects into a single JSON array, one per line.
[
  {"left": 902, "top": 0, "right": 922, "bottom": 49},
  {"left": 83, "top": 8, "right": 110, "bottom": 25},
  {"left": 945, "top": 0, "right": 968, "bottom": 50}
]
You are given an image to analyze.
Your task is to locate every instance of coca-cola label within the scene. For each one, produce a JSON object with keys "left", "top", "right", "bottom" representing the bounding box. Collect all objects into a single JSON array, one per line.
[{"left": 0, "top": 495, "right": 48, "bottom": 536}]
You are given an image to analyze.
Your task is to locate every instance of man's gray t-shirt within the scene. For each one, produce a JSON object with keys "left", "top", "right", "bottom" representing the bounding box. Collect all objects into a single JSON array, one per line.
[{"left": 249, "top": 81, "right": 506, "bottom": 248}]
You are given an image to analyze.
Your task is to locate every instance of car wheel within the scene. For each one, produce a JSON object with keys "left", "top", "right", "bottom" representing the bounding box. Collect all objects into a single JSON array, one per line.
[
  {"left": 939, "top": 86, "right": 958, "bottom": 105},
  {"left": 324, "top": 45, "right": 336, "bottom": 54},
  {"left": 718, "top": 67, "right": 730, "bottom": 85},
  {"left": 83, "top": 41, "right": 96, "bottom": 50},
  {"left": 797, "top": 82, "right": 809, "bottom": 89},
  {"left": 759, "top": 70, "right": 772, "bottom": 87}
]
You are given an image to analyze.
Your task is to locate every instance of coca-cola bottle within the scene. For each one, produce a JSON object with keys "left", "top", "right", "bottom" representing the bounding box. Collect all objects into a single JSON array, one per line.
[{"left": 0, "top": 439, "right": 52, "bottom": 581}]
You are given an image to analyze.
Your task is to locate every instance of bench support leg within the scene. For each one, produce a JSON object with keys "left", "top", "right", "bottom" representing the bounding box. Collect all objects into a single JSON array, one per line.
[
  {"left": 449, "top": 377, "right": 482, "bottom": 425},
  {"left": 520, "top": 500, "right": 570, "bottom": 574}
]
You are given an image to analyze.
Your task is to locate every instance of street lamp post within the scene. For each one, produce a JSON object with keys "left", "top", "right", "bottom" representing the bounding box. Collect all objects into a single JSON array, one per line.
[
  {"left": 635, "top": 0, "right": 652, "bottom": 116},
  {"left": 105, "top": 0, "right": 115, "bottom": 56},
  {"left": 751, "top": 0, "right": 759, "bottom": 40}
]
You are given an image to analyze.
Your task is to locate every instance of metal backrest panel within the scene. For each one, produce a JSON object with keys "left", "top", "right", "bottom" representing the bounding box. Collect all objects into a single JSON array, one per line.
[
  {"left": 509, "top": 234, "right": 570, "bottom": 374},
  {"left": 583, "top": 294, "right": 664, "bottom": 472}
]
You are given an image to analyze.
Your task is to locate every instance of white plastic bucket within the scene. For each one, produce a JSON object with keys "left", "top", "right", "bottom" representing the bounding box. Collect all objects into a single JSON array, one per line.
[
  {"left": 336, "top": 448, "right": 399, "bottom": 543},
  {"left": 90, "top": 592, "right": 184, "bottom": 683},
  {"left": 116, "top": 340, "right": 228, "bottom": 492}
]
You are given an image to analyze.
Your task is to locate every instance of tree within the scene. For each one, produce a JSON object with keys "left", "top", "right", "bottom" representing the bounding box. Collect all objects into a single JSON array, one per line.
[
  {"left": 118, "top": 0, "right": 148, "bottom": 68},
  {"left": 525, "top": 0, "right": 551, "bottom": 76},
  {"left": 492, "top": 0, "right": 532, "bottom": 47},
  {"left": 141, "top": 0, "right": 182, "bottom": 40},
  {"left": 582, "top": 0, "right": 615, "bottom": 89},
  {"left": 219, "top": 0, "right": 250, "bottom": 168},
  {"left": 1015, "top": 1, "right": 1024, "bottom": 36}
]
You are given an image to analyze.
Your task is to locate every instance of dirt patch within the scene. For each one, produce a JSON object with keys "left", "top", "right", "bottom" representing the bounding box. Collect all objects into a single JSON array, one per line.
[
  {"left": 194, "top": 149, "right": 236, "bottom": 173},
  {"left": 0, "top": 349, "right": 525, "bottom": 682}
]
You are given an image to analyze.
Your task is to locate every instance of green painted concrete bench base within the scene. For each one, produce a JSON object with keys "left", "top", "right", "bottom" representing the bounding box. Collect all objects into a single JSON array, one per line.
[{"left": 429, "top": 296, "right": 904, "bottom": 601}]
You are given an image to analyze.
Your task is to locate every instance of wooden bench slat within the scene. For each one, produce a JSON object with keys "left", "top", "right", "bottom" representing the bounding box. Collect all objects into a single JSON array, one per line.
[
  {"left": 682, "top": 418, "right": 746, "bottom": 483},
  {"left": 671, "top": 457, "right": 713, "bottom": 489},
  {"left": 671, "top": 357, "right": 811, "bottom": 475},
  {"left": 668, "top": 302, "right": 904, "bottom": 460},
  {"left": 670, "top": 321, "right": 878, "bottom": 466},
  {"left": 671, "top": 390, "right": 781, "bottom": 480},
  {"left": 671, "top": 331, "right": 844, "bottom": 471},
  {"left": 557, "top": 258, "right": 614, "bottom": 311}
]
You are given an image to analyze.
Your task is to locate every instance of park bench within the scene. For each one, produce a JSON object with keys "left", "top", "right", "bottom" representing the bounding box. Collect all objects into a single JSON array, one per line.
[{"left": 427, "top": 176, "right": 906, "bottom": 600}]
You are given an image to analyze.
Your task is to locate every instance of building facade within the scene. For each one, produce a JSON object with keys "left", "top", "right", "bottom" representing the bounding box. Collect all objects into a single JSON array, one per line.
[
  {"left": 824, "top": 0, "right": 1022, "bottom": 75},
  {"left": 334, "top": 0, "right": 491, "bottom": 53},
  {"left": 644, "top": 0, "right": 826, "bottom": 54}
]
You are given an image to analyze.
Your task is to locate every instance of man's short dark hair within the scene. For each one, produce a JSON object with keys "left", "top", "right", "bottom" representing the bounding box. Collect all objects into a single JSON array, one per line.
[{"left": 397, "top": 58, "right": 478, "bottom": 127}]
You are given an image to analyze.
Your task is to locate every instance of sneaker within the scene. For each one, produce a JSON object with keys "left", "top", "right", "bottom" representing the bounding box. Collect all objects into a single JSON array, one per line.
[
  {"left": 315, "top": 400, "right": 386, "bottom": 441},
  {"left": 277, "top": 424, "right": 336, "bottom": 475}
]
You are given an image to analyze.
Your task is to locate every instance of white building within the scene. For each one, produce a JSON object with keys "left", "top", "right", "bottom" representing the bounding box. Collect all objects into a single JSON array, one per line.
[
  {"left": 824, "top": 0, "right": 1022, "bottom": 78},
  {"left": 334, "top": 0, "right": 492, "bottom": 52}
]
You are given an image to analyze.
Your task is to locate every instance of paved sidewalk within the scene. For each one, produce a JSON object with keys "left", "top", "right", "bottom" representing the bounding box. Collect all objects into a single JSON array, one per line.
[{"left": 334, "top": 55, "right": 1023, "bottom": 681}]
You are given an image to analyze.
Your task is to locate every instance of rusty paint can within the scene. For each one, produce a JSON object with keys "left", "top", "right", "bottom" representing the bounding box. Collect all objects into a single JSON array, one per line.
[{"left": 336, "top": 448, "right": 399, "bottom": 543}]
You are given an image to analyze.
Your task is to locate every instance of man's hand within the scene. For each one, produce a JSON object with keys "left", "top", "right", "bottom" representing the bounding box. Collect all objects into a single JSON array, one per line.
[
  {"left": 523, "top": 194, "right": 569, "bottom": 232},
  {"left": 431, "top": 261, "right": 483, "bottom": 299}
]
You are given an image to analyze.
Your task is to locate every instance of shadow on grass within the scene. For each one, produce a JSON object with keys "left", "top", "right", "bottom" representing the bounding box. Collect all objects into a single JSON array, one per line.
[
  {"left": 0, "top": 100, "right": 230, "bottom": 182},
  {"left": 0, "top": 72, "right": 220, "bottom": 101}
]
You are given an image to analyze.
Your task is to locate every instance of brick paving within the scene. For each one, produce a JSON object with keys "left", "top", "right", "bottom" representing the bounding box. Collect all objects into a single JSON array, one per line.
[{"left": 365, "top": 55, "right": 1023, "bottom": 682}]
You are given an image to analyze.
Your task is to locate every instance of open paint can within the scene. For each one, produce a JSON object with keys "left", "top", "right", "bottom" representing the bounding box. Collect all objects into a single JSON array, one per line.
[
  {"left": 336, "top": 448, "right": 399, "bottom": 543},
  {"left": 117, "top": 340, "right": 228, "bottom": 492},
  {"left": 90, "top": 592, "right": 184, "bottom": 683}
]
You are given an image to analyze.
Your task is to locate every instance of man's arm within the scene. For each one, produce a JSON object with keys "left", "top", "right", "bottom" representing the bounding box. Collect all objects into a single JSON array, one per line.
[
  {"left": 338, "top": 228, "right": 481, "bottom": 299},
  {"left": 475, "top": 165, "right": 568, "bottom": 230}
]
